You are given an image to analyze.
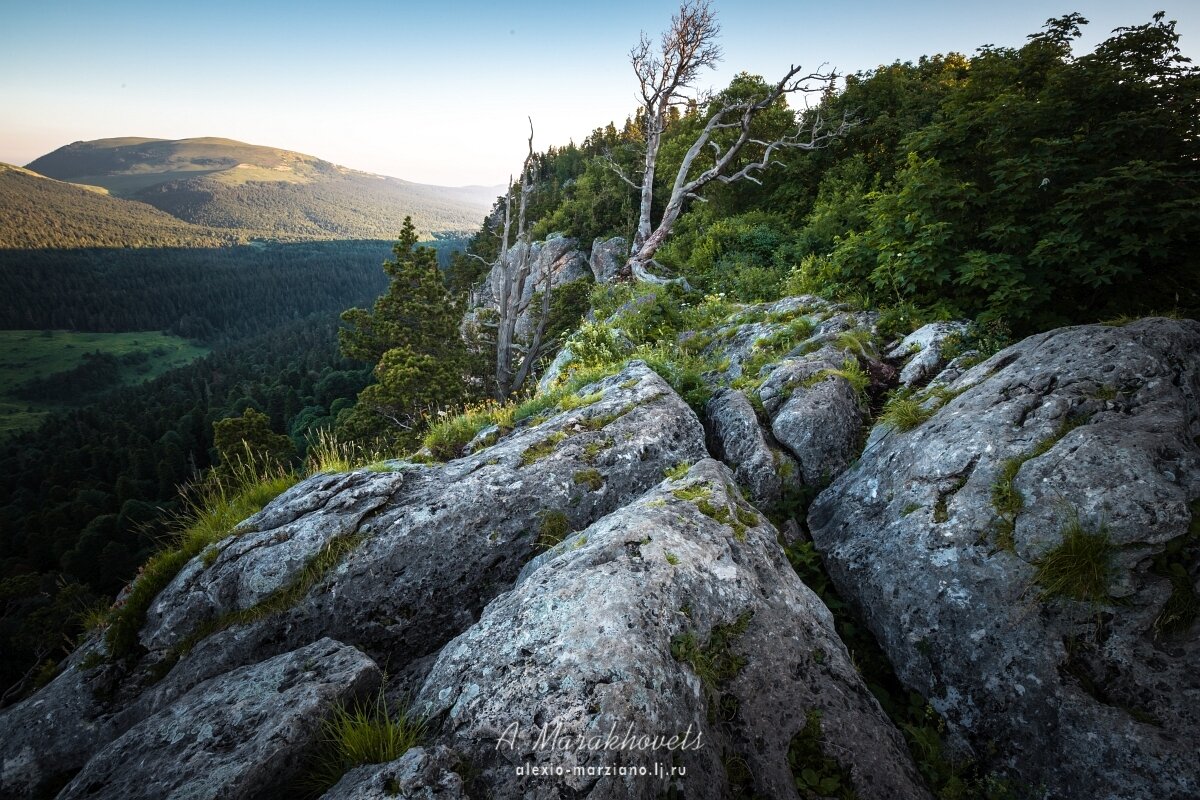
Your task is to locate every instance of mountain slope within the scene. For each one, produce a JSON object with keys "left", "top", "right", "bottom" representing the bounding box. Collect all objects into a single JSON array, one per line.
[
  {"left": 0, "top": 163, "right": 237, "bottom": 248},
  {"left": 26, "top": 137, "right": 498, "bottom": 239}
]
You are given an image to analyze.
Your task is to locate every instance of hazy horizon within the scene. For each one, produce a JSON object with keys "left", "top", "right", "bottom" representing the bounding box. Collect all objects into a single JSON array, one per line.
[{"left": 2, "top": 0, "right": 1194, "bottom": 186}]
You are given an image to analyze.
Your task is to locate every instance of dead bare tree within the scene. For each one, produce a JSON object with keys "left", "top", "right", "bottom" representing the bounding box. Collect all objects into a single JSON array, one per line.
[
  {"left": 492, "top": 123, "right": 555, "bottom": 400},
  {"left": 616, "top": 0, "right": 847, "bottom": 284}
]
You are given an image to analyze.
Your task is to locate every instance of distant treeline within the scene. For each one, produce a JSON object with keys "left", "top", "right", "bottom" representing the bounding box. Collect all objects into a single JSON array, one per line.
[{"left": 0, "top": 242, "right": 396, "bottom": 343}]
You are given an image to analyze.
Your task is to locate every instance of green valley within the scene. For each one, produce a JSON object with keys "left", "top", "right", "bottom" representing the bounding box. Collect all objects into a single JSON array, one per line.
[{"left": 0, "top": 331, "right": 209, "bottom": 435}]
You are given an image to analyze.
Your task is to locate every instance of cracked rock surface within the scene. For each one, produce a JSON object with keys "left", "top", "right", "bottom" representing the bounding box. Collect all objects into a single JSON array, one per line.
[{"left": 810, "top": 317, "right": 1200, "bottom": 799}]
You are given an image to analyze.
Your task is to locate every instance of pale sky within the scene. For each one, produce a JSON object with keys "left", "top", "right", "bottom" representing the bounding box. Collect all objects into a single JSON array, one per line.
[{"left": 0, "top": 1, "right": 1194, "bottom": 186}]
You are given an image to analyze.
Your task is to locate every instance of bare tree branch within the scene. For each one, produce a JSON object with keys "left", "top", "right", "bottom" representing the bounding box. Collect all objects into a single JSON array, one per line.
[{"left": 618, "top": 3, "right": 848, "bottom": 284}]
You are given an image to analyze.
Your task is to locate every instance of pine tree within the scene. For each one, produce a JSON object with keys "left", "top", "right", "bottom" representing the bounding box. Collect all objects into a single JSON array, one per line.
[{"left": 337, "top": 217, "right": 470, "bottom": 442}]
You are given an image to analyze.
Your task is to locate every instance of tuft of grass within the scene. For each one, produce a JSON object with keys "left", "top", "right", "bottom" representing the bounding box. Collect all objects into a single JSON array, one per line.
[
  {"left": 581, "top": 438, "right": 612, "bottom": 464},
  {"left": 672, "top": 483, "right": 713, "bottom": 502},
  {"left": 572, "top": 469, "right": 604, "bottom": 491},
  {"left": 558, "top": 391, "right": 603, "bottom": 412},
  {"left": 663, "top": 462, "right": 692, "bottom": 481},
  {"left": 300, "top": 689, "right": 425, "bottom": 799},
  {"left": 880, "top": 394, "right": 933, "bottom": 432},
  {"left": 520, "top": 431, "right": 567, "bottom": 466},
  {"left": 106, "top": 463, "right": 298, "bottom": 659},
  {"left": 536, "top": 510, "right": 571, "bottom": 550},
  {"left": 834, "top": 328, "right": 877, "bottom": 359},
  {"left": 422, "top": 403, "right": 505, "bottom": 461},
  {"left": 665, "top": 551, "right": 680, "bottom": 566},
  {"left": 1034, "top": 515, "right": 1115, "bottom": 602}
]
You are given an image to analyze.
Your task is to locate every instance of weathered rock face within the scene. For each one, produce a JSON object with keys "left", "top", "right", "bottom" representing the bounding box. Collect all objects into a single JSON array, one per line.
[
  {"left": 885, "top": 322, "right": 968, "bottom": 387},
  {"left": 0, "top": 362, "right": 707, "bottom": 799},
  {"left": 810, "top": 317, "right": 1200, "bottom": 799},
  {"left": 413, "top": 459, "right": 930, "bottom": 800},
  {"left": 590, "top": 235, "right": 628, "bottom": 283},
  {"left": 59, "top": 638, "right": 379, "bottom": 800},
  {"left": 757, "top": 347, "right": 865, "bottom": 486},
  {"left": 705, "top": 388, "right": 799, "bottom": 508},
  {"left": 323, "top": 746, "right": 466, "bottom": 800}
]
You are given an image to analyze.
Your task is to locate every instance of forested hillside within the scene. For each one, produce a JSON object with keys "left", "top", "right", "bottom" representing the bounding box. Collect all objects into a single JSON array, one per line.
[
  {"left": 25, "top": 137, "right": 498, "bottom": 241},
  {"left": 0, "top": 241, "right": 391, "bottom": 341},
  {"left": 0, "top": 164, "right": 238, "bottom": 248}
]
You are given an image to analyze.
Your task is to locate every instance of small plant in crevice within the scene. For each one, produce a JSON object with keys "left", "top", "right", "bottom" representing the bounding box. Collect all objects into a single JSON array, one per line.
[
  {"left": 1150, "top": 500, "right": 1200, "bottom": 636},
  {"left": 989, "top": 414, "right": 1091, "bottom": 552},
  {"left": 788, "top": 709, "right": 856, "bottom": 799},
  {"left": 299, "top": 688, "right": 425, "bottom": 799},
  {"left": 536, "top": 510, "right": 571, "bottom": 550},
  {"left": 1033, "top": 514, "right": 1115, "bottom": 603},
  {"left": 572, "top": 468, "right": 605, "bottom": 491},
  {"left": 670, "top": 611, "right": 752, "bottom": 723}
]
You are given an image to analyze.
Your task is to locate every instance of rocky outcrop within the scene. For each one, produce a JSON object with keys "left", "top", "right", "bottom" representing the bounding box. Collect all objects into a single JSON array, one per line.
[
  {"left": 886, "top": 322, "right": 968, "bottom": 387},
  {"left": 810, "top": 317, "right": 1200, "bottom": 798},
  {"left": 57, "top": 639, "right": 379, "bottom": 800},
  {"left": 413, "top": 459, "right": 930, "bottom": 799},
  {"left": 589, "top": 235, "right": 627, "bottom": 283},
  {"left": 705, "top": 388, "right": 799, "bottom": 507},
  {"left": 324, "top": 746, "right": 466, "bottom": 800},
  {"left": 0, "top": 362, "right": 707, "bottom": 798}
]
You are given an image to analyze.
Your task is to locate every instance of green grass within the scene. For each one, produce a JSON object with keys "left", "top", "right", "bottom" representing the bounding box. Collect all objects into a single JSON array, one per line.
[
  {"left": 520, "top": 431, "right": 567, "bottom": 466},
  {"left": 990, "top": 415, "right": 1090, "bottom": 551},
  {"left": 0, "top": 330, "right": 209, "bottom": 436},
  {"left": 1034, "top": 516, "right": 1115, "bottom": 602},
  {"left": 671, "top": 612, "right": 752, "bottom": 721},
  {"left": 663, "top": 462, "right": 692, "bottom": 481},
  {"left": 536, "top": 510, "right": 571, "bottom": 550},
  {"left": 879, "top": 395, "right": 934, "bottom": 432},
  {"left": 300, "top": 689, "right": 425, "bottom": 798},
  {"left": 104, "top": 464, "right": 298, "bottom": 659},
  {"left": 572, "top": 468, "right": 604, "bottom": 491}
]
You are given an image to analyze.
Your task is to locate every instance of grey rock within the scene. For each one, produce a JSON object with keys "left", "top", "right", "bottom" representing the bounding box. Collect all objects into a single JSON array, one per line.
[
  {"left": 414, "top": 459, "right": 930, "bottom": 800},
  {"left": 143, "top": 470, "right": 404, "bottom": 651},
  {"left": 0, "top": 364, "right": 709, "bottom": 800},
  {"left": 0, "top": 641, "right": 118, "bottom": 800},
  {"left": 537, "top": 343, "right": 575, "bottom": 394},
  {"left": 58, "top": 638, "right": 380, "bottom": 800},
  {"left": 810, "top": 317, "right": 1200, "bottom": 799},
  {"left": 705, "top": 387, "right": 799, "bottom": 508},
  {"left": 590, "top": 236, "right": 628, "bottom": 283},
  {"left": 885, "top": 322, "right": 968, "bottom": 387},
  {"left": 323, "top": 746, "right": 466, "bottom": 800},
  {"left": 758, "top": 348, "right": 864, "bottom": 486}
]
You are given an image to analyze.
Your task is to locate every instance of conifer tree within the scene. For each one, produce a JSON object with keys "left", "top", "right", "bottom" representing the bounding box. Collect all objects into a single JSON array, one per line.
[{"left": 337, "top": 217, "right": 469, "bottom": 441}]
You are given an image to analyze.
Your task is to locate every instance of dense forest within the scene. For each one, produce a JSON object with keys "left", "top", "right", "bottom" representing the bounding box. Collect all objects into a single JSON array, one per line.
[
  {"left": 2, "top": 10, "right": 1196, "bottom": 706},
  {"left": 0, "top": 242, "right": 393, "bottom": 341}
]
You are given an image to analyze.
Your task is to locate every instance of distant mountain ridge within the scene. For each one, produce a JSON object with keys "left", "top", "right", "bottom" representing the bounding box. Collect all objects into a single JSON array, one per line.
[
  {"left": 17, "top": 137, "right": 499, "bottom": 244},
  {"left": 0, "top": 162, "right": 238, "bottom": 249}
]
